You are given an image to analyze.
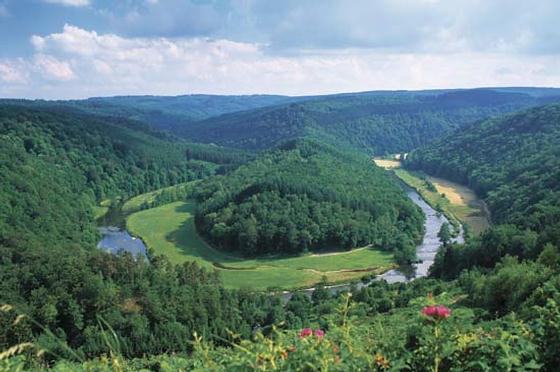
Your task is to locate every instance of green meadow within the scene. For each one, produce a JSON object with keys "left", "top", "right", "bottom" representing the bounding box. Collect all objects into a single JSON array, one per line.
[{"left": 127, "top": 201, "right": 395, "bottom": 290}]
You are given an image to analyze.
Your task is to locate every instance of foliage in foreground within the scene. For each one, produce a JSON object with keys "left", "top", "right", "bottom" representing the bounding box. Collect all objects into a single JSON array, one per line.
[{"left": 3, "top": 291, "right": 553, "bottom": 371}]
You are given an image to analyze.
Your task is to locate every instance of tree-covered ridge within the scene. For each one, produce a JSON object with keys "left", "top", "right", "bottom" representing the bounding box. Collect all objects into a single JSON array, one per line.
[
  {"left": 0, "top": 104, "right": 288, "bottom": 362},
  {"left": 0, "top": 105, "right": 251, "bottom": 201},
  {"left": 1, "top": 94, "right": 304, "bottom": 135},
  {"left": 405, "top": 103, "right": 560, "bottom": 279},
  {"left": 179, "top": 89, "right": 557, "bottom": 154},
  {"left": 0, "top": 103, "right": 250, "bottom": 261},
  {"left": 406, "top": 103, "right": 560, "bottom": 233},
  {"left": 194, "top": 140, "right": 424, "bottom": 260}
]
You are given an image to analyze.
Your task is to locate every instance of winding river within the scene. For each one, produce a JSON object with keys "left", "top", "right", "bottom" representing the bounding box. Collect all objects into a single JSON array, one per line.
[{"left": 98, "top": 185, "right": 463, "bottom": 298}]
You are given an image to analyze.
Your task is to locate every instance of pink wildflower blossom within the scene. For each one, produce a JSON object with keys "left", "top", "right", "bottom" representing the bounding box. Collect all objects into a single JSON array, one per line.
[
  {"left": 299, "top": 328, "right": 313, "bottom": 338},
  {"left": 421, "top": 305, "right": 451, "bottom": 319},
  {"left": 314, "top": 329, "right": 325, "bottom": 338}
]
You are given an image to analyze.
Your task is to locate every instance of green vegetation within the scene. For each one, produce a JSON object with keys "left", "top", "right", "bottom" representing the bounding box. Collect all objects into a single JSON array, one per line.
[
  {"left": 181, "top": 89, "right": 550, "bottom": 154},
  {"left": 374, "top": 156, "right": 489, "bottom": 235},
  {"left": 407, "top": 103, "right": 560, "bottom": 277},
  {"left": 394, "top": 169, "right": 490, "bottom": 234},
  {"left": 3, "top": 96, "right": 560, "bottom": 371},
  {"left": 67, "top": 94, "right": 302, "bottom": 133},
  {"left": 194, "top": 139, "right": 424, "bottom": 264},
  {"left": 122, "top": 182, "right": 196, "bottom": 214},
  {"left": 127, "top": 201, "right": 395, "bottom": 290},
  {"left": 0, "top": 104, "right": 287, "bottom": 365},
  {"left": 6, "top": 272, "right": 559, "bottom": 371}
]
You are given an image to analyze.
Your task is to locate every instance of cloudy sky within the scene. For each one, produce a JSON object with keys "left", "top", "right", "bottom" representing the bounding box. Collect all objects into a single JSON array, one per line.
[{"left": 1, "top": 0, "right": 559, "bottom": 99}]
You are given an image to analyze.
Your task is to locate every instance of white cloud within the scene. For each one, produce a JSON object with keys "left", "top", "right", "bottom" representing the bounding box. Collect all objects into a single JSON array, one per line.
[
  {"left": 1, "top": 25, "right": 560, "bottom": 99},
  {"left": 42, "top": 0, "right": 90, "bottom": 7},
  {"left": 34, "top": 54, "right": 74, "bottom": 81},
  {"left": 0, "top": 60, "right": 27, "bottom": 83}
]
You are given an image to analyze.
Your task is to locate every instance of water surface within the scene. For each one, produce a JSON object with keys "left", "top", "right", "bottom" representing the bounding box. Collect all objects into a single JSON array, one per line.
[{"left": 97, "top": 226, "right": 148, "bottom": 258}]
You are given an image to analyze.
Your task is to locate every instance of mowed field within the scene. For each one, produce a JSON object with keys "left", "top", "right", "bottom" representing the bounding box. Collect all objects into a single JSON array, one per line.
[
  {"left": 127, "top": 201, "right": 395, "bottom": 290},
  {"left": 373, "top": 158, "right": 401, "bottom": 169}
]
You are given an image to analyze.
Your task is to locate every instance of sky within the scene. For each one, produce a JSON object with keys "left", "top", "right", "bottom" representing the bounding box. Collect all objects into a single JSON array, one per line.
[{"left": 0, "top": 0, "right": 559, "bottom": 99}]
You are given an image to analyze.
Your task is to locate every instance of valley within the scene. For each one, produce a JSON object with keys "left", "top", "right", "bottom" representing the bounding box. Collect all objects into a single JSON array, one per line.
[
  {"left": 4, "top": 2, "right": 560, "bottom": 369},
  {"left": 3, "top": 93, "right": 560, "bottom": 371}
]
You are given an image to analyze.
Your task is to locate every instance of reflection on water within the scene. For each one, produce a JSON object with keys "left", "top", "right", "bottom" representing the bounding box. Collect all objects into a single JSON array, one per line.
[{"left": 97, "top": 226, "right": 148, "bottom": 258}]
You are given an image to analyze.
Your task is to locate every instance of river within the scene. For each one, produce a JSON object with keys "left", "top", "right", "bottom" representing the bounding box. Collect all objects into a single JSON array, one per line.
[
  {"left": 280, "top": 187, "right": 464, "bottom": 300},
  {"left": 97, "top": 226, "right": 148, "bottom": 258},
  {"left": 97, "top": 186, "right": 463, "bottom": 296}
]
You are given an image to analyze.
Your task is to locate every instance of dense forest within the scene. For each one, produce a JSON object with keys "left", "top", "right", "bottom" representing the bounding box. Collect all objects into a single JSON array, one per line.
[
  {"left": 406, "top": 103, "right": 560, "bottom": 277},
  {"left": 0, "top": 104, "right": 293, "bottom": 364},
  {"left": 193, "top": 139, "right": 424, "bottom": 261},
  {"left": 177, "top": 89, "right": 560, "bottom": 154},
  {"left": 1, "top": 95, "right": 302, "bottom": 136}
]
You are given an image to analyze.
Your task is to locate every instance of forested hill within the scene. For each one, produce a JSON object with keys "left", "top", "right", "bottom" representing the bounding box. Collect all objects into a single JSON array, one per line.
[
  {"left": 406, "top": 103, "right": 560, "bottom": 231},
  {"left": 177, "top": 89, "right": 560, "bottom": 154},
  {"left": 0, "top": 95, "right": 303, "bottom": 135},
  {"left": 0, "top": 104, "right": 244, "bottom": 251},
  {"left": 405, "top": 103, "right": 560, "bottom": 279},
  {"left": 66, "top": 94, "right": 306, "bottom": 133},
  {"left": 0, "top": 104, "right": 297, "bottom": 360},
  {"left": 194, "top": 139, "right": 424, "bottom": 262}
]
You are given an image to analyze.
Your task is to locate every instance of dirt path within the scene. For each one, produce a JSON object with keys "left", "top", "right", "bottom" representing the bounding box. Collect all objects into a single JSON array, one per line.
[{"left": 309, "top": 246, "right": 369, "bottom": 257}]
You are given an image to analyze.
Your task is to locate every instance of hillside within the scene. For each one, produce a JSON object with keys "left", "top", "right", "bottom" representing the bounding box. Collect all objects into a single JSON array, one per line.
[
  {"left": 66, "top": 94, "right": 305, "bottom": 133},
  {"left": 2, "top": 97, "right": 560, "bottom": 372},
  {"left": 0, "top": 103, "right": 252, "bottom": 254},
  {"left": 0, "top": 104, "right": 292, "bottom": 361},
  {"left": 179, "top": 89, "right": 559, "bottom": 154},
  {"left": 193, "top": 139, "right": 424, "bottom": 262},
  {"left": 405, "top": 103, "right": 560, "bottom": 280},
  {"left": 406, "top": 103, "right": 560, "bottom": 233}
]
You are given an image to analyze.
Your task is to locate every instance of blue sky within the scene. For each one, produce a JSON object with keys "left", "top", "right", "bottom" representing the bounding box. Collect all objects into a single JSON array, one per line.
[{"left": 1, "top": 0, "right": 559, "bottom": 98}]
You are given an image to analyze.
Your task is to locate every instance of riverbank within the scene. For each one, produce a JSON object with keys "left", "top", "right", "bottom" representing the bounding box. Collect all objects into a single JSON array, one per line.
[{"left": 374, "top": 157, "right": 490, "bottom": 235}]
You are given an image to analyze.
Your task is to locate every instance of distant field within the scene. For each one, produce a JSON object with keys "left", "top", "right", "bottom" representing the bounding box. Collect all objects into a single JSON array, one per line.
[
  {"left": 127, "top": 201, "right": 395, "bottom": 290},
  {"left": 393, "top": 169, "right": 489, "bottom": 235},
  {"left": 122, "top": 182, "right": 194, "bottom": 214},
  {"left": 373, "top": 158, "right": 401, "bottom": 169}
]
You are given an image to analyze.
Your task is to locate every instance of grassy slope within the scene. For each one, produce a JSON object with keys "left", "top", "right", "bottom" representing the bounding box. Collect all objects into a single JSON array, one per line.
[
  {"left": 127, "top": 201, "right": 395, "bottom": 290},
  {"left": 121, "top": 182, "right": 193, "bottom": 214}
]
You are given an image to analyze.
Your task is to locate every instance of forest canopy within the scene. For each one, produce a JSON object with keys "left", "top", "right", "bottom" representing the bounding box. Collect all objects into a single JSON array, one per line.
[{"left": 194, "top": 139, "right": 424, "bottom": 261}]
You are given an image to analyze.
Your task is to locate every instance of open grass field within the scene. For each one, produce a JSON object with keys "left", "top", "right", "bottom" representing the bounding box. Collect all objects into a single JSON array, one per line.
[
  {"left": 92, "top": 199, "right": 113, "bottom": 220},
  {"left": 373, "top": 158, "right": 401, "bottom": 169},
  {"left": 122, "top": 182, "right": 194, "bottom": 214},
  {"left": 127, "top": 201, "right": 395, "bottom": 290}
]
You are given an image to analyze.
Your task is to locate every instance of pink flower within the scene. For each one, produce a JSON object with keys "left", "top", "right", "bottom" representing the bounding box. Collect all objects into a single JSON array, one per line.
[
  {"left": 314, "top": 329, "right": 325, "bottom": 338},
  {"left": 421, "top": 305, "right": 451, "bottom": 319},
  {"left": 299, "top": 328, "right": 313, "bottom": 338}
]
